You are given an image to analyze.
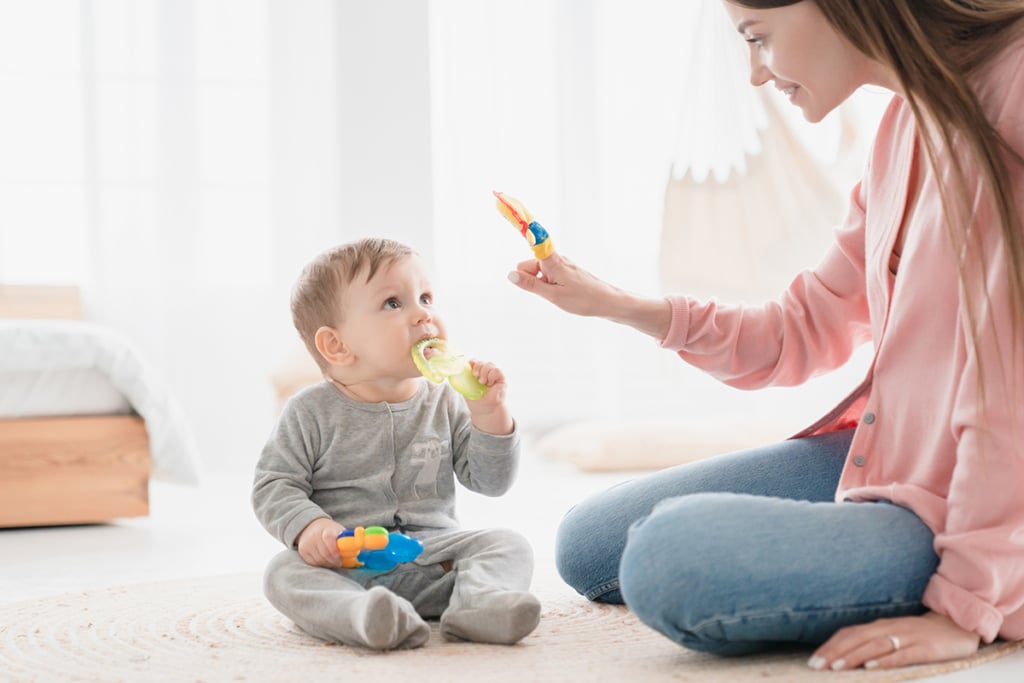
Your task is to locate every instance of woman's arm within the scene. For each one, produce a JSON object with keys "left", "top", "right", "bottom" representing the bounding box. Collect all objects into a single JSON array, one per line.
[
  {"left": 509, "top": 181, "right": 874, "bottom": 390},
  {"left": 508, "top": 253, "right": 673, "bottom": 341}
]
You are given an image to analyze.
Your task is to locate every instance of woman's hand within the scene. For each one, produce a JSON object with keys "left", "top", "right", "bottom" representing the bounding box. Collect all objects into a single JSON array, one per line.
[
  {"left": 809, "top": 612, "right": 981, "bottom": 671},
  {"left": 507, "top": 252, "right": 618, "bottom": 318},
  {"left": 508, "top": 252, "right": 673, "bottom": 340},
  {"left": 296, "top": 517, "right": 346, "bottom": 568}
]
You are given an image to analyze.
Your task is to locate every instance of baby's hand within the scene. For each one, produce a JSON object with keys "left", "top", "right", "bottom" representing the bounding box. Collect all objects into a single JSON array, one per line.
[
  {"left": 466, "top": 360, "right": 514, "bottom": 435},
  {"left": 296, "top": 517, "right": 346, "bottom": 568},
  {"left": 469, "top": 360, "right": 506, "bottom": 403}
]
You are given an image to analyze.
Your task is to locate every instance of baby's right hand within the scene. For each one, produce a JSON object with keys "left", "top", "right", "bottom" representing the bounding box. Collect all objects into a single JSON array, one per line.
[{"left": 296, "top": 517, "right": 346, "bottom": 567}]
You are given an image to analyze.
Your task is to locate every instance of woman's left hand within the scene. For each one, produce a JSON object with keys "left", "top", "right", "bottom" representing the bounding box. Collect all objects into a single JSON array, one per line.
[{"left": 809, "top": 611, "right": 981, "bottom": 671}]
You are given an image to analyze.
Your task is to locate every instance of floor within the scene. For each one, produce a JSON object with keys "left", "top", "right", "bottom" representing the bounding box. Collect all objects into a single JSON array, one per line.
[{"left": 1, "top": 452, "right": 1021, "bottom": 681}]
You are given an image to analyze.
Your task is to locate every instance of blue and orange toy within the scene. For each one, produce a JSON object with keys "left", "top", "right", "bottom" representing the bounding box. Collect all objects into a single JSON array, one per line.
[
  {"left": 493, "top": 190, "right": 554, "bottom": 260},
  {"left": 337, "top": 526, "right": 424, "bottom": 571}
]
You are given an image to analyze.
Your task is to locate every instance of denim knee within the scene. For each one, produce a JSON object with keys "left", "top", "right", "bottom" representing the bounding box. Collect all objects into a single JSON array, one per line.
[
  {"left": 620, "top": 492, "right": 940, "bottom": 656},
  {"left": 554, "top": 503, "right": 624, "bottom": 603},
  {"left": 619, "top": 494, "right": 757, "bottom": 655}
]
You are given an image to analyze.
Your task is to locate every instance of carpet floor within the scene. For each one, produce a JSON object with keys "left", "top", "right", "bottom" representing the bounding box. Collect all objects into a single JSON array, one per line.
[{"left": 2, "top": 566, "right": 1020, "bottom": 682}]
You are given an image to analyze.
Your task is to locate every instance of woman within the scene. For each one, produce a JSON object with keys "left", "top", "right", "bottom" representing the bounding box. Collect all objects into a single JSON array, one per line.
[{"left": 508, "top": 0, "right": 1024, "bottom": 671}]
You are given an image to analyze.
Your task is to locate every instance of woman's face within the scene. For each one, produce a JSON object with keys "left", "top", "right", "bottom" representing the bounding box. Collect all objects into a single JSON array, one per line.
[{"left": 722, "top": 1, "right": 884, "bottom": 122}]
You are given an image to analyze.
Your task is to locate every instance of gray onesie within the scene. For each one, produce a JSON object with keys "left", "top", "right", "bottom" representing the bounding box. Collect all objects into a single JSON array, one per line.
[{"left": 252, "top": 380, "right": 539, "bottom": 648}]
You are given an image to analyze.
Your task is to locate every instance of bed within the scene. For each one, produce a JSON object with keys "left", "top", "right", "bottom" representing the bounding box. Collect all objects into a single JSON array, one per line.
[{"left": 0, "top": 285, "right": 201, "bottom": 528}]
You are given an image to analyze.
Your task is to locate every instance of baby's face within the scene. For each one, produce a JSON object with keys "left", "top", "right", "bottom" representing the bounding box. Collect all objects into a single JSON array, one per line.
[{"left": 337, "top": 255, "right": 447, "bottom": 381}]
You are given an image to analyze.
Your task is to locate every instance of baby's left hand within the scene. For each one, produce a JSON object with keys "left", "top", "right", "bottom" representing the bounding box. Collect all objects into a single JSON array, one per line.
[
  {"left": 465, "top": 360, "right": 513, "bottom": 434},
  {"left": 469, "top": 360, "right": 506, "bottom": 402}
]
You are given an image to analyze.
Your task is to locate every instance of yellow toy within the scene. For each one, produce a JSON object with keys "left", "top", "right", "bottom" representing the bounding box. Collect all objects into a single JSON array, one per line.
[{"left": 493, "top": 190, "right": 554, "bottom": 260}]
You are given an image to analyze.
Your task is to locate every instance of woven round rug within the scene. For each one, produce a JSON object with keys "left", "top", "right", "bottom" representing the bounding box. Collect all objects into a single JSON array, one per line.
[{"left": 1, "top": 569, "right": 1020, "bottom": 682}]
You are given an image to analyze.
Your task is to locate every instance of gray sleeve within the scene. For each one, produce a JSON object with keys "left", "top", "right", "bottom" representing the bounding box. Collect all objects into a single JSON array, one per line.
[
  {"left": 449, "top": 393, "right": 521, "bottom": 496},
  {"left": 251, "top": 399, "right": 331, "bottom": 548}
]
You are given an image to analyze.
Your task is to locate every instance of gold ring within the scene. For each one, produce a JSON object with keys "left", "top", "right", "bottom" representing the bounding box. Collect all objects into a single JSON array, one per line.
[{"left": 887, "top": 634, "right": 901, "bottom": 652}]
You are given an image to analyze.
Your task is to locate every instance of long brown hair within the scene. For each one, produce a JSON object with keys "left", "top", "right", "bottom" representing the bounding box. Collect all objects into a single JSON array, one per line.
[{"left": 732, "top": 0, "right": 1024, "bottom": 409}]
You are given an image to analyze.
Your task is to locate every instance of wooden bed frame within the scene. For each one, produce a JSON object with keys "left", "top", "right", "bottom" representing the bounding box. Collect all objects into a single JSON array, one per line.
[{"left": 0, "top": 285, "right": 151, "bottom": 528}]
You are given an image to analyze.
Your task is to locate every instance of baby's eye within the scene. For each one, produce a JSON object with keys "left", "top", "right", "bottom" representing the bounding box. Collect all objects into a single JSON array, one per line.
[
  {"left": 745, "top": 36, "right": 764, "bottom": 48},
  {"left": 420, "top": 293, "right": 433, "bottom": 306},
  {"left": 384, "top": 297, "right": 401, "bottom": 310}
]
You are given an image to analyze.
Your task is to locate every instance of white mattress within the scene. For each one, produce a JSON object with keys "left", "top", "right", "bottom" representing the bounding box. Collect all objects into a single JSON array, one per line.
[
  {"left": 0, "top": 367, "right": 133, "bottom": 417},
  {"left": 0, "top": 319, "right": 202, "bottom": 485}
]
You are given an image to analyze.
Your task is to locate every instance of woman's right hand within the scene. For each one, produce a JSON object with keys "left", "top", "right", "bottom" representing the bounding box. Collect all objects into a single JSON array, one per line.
[
  {"left": 507, "top": 252, "right": 673, "bottom": 340},
  {"left": 507, "top": 252, "right": 620, "bottom": 318}
]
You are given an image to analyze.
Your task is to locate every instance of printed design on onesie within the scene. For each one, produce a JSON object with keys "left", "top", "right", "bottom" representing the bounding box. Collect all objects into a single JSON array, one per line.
[{"left": 410, "top": 439, "right": 447, "bottom": 499}]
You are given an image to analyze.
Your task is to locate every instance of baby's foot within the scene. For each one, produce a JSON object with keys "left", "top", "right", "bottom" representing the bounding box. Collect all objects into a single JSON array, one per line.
[
  {"left": 441, "top": 591, "right": 541, "bottom": 645},
  {"left": 349, "top": 586, "right": 430, "bottom": 650}
]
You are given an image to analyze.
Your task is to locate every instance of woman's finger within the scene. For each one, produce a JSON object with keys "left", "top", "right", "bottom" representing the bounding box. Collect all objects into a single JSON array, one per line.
[{"left": 817, "top": 631, "right": 908, "bottom": 670}]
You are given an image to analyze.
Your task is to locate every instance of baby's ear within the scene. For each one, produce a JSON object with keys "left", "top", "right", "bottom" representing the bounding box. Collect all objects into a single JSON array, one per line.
[{"left": 314, "top": 326, "right": 355, "bottom": 367}]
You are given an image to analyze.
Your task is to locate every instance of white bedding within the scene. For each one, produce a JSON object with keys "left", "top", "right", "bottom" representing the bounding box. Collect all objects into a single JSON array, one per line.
[
  {"left": 0, "top": 319, "right": 202, "bottom": 485},
  {"left": 0, "top": 367, "right": 133, "bottom": 417}
]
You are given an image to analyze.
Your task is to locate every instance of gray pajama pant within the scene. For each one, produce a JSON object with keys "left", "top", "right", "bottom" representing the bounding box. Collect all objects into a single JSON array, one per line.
[{"left": 263, "top": 526, "right": 534, "bottom": 639}]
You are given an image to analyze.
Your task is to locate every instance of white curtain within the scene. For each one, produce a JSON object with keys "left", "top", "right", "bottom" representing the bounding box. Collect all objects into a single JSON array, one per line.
[
  {"left": 660, "top": 0, "right": 881, "bottom": 302},
  {"left": 0, "top": 0, "right": 887, "bottom": 472},
  {"left": 0, "top": 0, "right": 347, "bottom": 472}
]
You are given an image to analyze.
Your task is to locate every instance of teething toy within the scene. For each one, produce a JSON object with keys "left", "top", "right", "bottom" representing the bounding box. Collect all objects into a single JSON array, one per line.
[
  {"left": 411, "top": 337, "right": 488, "bottom": 400},
  {"left": 337, "top": 526, "right": 424, "bottom": 570},
  {"left": 493, "top": 190, "right": 554, "bottom": 260}
]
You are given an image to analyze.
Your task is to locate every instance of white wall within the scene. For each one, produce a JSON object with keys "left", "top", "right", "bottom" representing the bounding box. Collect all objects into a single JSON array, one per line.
[{"left": 0, "top": 1, "right": 886, "bottom": 473}]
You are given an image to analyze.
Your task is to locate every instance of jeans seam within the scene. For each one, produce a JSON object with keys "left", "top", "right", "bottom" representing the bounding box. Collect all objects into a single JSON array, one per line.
[
  {"left": 584, "top": 579, "right": 620, "bottom": 601},
  {"left": 689, "top": 599, "right": 925, "bottom": 634}
]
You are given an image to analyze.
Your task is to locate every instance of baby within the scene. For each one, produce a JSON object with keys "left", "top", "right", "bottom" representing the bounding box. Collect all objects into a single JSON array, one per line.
[{"left": 252, "top": 237, "right": 539, "bottom": 649}]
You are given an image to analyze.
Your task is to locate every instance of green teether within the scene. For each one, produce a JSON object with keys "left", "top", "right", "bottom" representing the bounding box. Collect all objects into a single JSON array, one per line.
[{"left": 411, "top": 337, "right": 487, "bottom": 400}]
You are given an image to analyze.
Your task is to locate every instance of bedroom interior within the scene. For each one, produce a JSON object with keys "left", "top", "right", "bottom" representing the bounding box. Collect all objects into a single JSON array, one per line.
[
  {"left": 0, "top": 284, "right": 201, "bottom": 528},
  {"left": 1, "top": 1, "right": 1021, "bottom": 680},
  {"left": 0, "top": 286, "right": 150, "bottom": 528}
]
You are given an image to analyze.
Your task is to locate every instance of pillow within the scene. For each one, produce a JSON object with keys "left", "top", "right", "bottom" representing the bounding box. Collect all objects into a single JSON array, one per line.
[{"left": 532, "top": 419, "right": 782, "bottom": 472}]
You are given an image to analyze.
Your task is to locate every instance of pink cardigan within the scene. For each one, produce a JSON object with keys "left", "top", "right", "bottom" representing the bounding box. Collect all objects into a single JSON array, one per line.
[{"left": 660, "top": 36, "right": 1024, "bottom": 643}]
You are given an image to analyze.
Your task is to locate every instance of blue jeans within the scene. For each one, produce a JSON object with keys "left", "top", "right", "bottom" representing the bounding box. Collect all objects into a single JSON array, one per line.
[{"left": 554, "top": 429, "right": 939, "bottom": 655}]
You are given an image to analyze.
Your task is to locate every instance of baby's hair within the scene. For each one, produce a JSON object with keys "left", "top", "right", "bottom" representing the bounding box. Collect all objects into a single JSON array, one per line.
[{"left": 291, "top": 237, "right": 416, "bottom": 371}]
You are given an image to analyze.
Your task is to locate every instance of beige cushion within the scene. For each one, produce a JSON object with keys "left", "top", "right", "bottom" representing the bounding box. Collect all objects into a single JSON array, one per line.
[
  {"left": 270, "top": 345, "right": 323, "bottom": 408},
  {"left": 532, "top": 419, "right": 782, "bottom": 472}
]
